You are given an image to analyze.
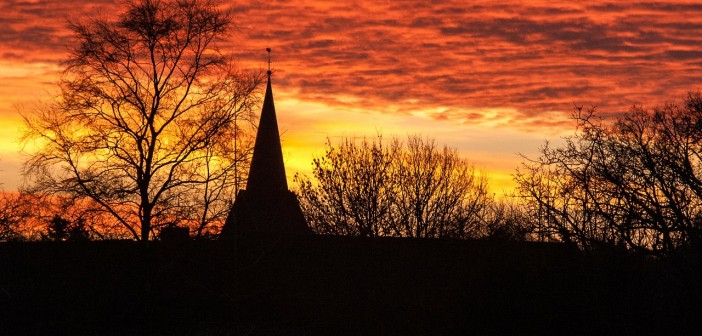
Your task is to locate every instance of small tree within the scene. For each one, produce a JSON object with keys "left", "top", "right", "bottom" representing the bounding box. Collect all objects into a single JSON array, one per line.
[
  {"left": 393, "top": 136, "right": 490, "bottom": 238},
  {"left": 296, "top": 136, "right": 399, "bottom": 237},
  {"left": 43, "top": 215, "right": 90, "bottom": 242},
  {"left": 22, "top": 0, "right": 260, "bottom": 241}
]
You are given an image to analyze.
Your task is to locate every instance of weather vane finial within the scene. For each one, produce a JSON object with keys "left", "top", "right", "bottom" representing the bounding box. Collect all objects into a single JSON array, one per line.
[{"left": 266, "top": 47, "right": 272, "bottom": 75}]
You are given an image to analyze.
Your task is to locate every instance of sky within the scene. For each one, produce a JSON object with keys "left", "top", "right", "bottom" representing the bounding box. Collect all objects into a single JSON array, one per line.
[{"left": 1, "top": 0, "right": 702, "bottom": 194}]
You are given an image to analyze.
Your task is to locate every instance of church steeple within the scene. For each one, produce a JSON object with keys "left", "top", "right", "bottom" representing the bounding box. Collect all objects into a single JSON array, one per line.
[
  {"left": 245, "top": 70, "right": 288, "bottom": 194},
  {"left": 220, "top": 49, "right": 311, "bottom": 238}
]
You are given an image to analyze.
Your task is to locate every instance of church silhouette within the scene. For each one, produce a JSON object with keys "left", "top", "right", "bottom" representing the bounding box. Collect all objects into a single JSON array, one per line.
[{"left": 220, "top": 65, "right": 311, "bottom": 238}]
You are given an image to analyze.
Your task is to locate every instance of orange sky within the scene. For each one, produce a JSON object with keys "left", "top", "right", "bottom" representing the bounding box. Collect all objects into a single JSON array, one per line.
[{"left": 2, "top": 0, "right": 702, "bottom": 194}]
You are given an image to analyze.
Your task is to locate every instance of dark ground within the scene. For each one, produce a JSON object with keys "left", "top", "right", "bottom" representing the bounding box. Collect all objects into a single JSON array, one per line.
[{"left": 0, "top": 235, "right": 699, "bottom": 335}]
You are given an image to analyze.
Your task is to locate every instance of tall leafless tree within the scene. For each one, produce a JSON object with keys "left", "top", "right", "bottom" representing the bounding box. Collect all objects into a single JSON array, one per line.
[{"left": 22, "top": 0, "right": 260, "bottom": 241}]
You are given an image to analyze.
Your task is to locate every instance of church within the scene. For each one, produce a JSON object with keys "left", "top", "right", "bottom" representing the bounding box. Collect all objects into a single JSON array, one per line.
[{"left": 220, "top": 59, "right": 311, "bottom": 238}]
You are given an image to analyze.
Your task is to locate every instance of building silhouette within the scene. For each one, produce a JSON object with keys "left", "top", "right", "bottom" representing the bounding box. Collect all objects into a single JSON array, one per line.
[{"left": 220, "top": 69, "right": 311, "bottom": 238}]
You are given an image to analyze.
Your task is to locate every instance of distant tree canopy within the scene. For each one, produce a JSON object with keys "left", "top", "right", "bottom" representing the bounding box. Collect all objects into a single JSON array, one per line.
[
  {"left": 516, "top": 92, "right": 702, "bottom": 257},
  {"left": 0, "top": 192, "right": 31, "bottom": 242},
  {"left": 22, "top": 0, "right": 261, "bottom": 241},
  {"left": 295, "top": 135, "right": 494, "bottom": 239},
  {"left": 42, "top": 215, "right": 90, "bottom": 242}
]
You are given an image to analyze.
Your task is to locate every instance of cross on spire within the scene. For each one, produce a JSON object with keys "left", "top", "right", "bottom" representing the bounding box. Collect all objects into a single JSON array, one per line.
[{"left": 266, "top": 47, "right": 272, "bottom": 75}]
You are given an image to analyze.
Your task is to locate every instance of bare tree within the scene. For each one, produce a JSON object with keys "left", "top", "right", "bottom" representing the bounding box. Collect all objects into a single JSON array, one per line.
[
  {"left": 516, "top": 93, "right": 702, "bottom": 256},
  {"left": 296, "top": 136, "right": 399, "bottom": 237},
  {"left": 392, "top": 136, "right": 490, "bottom": 238},
  {"left": 295, "top": 135, "right": 493, "bottom": 239},
  {"left": 22, "top": 0, "right": 260, "bottom": 241}
]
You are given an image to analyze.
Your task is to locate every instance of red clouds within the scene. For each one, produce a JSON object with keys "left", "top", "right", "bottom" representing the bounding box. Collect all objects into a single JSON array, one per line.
[
  {"left": 3, "top": 0, "right": 702, "bottom": 128},
  {"left": 228, "top": 1, "right": 702, "bottom": 129}
]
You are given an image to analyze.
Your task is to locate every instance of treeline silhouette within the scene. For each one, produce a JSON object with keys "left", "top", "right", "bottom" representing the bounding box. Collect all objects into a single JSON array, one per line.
[
  {"left": 517, "top": 93, "right": 702, "bottom": 259},
  {"left": 14, "top": 91, "right": 702, "bottom": 259},
  {"left": 295, "top": 135, "right": 524, "bottom": 239}
]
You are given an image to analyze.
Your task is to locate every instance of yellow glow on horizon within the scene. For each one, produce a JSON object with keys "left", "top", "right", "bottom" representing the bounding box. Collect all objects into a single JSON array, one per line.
[
  {"left": 275, "top": 90, "right": 561, "bottom": 196},
  {"left": 0, "top": 82, "right": 565, "bottom": 197}
]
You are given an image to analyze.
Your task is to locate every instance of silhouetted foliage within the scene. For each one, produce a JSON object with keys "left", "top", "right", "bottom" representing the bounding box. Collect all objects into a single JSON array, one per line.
[
  {"left": 516, "top": 92, "right": 702, "bottom": 257},
  {"left": 295, "top": 135, "right": 493, "bottom": 239},
  {"left": 16, "top": 193, "right": 126, "bottom": 241},
  {"left": 0, "top": 192, "right": 31, "bottom": 242},
  {"left": 480, "top": 199, "right": 533, "bottom": 241},
  {"left": 42, "top": 215, "right": 90, "bottom": 242},
  {"left": 22, "top": 0, "right": 261, "bottom": 241}
]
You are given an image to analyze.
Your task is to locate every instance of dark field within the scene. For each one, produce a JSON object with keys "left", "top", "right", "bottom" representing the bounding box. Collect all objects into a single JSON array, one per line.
[{"left": 0, "top": 236, "right": 699, "bottom": 335}]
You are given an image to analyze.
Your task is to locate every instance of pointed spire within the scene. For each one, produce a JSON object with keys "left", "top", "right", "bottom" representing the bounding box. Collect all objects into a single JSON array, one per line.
[
  {"left": 245, "top": 50, "right": 288, "bottom": 195},
  {"left": 220, "top": 48, "right": 311, "bottom": 238}
]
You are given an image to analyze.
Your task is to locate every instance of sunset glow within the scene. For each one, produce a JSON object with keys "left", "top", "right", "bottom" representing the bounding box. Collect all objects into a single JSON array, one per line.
[{"left": 2, "top": 0, "right": 702, "bottom": 193}]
